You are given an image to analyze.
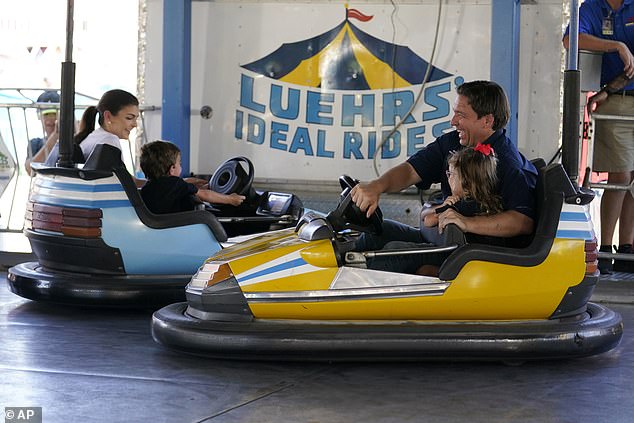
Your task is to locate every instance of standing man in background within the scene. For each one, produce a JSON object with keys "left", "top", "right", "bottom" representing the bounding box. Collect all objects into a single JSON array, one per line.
[
  {"left": 29, "top": 90, "right": 60, "bottom": 158},
  {"left": 25, "top": 90, "right": 60, "bottom": 175},
  {"left": 563, "top": 0, "right": 634, "bottom": 273}
]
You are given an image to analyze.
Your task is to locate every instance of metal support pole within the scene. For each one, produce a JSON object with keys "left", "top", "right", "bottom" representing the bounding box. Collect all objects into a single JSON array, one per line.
[
  {"left": 57, "top": 0, "right": 76, "bottom": 168},
  {"left": 598, "top": 252, "right": 634, "bottom": 262},
  {"left": 491, "top": 0, "right": 520, "bottom": 146},
  {"left": 585, "top": 114, "right": 634, "bottom": 195},
  {"left": 562, "top": 0, "right": 581, "bottom": 183},
  {"left": 568, "top": 0, "right": 579, "bottom": 70},
  {"left": 162, "top": 0, "right": 192, "bottom": 176},
  {"left": 588, "top": 181, "right": 634, "bottom": 197}
]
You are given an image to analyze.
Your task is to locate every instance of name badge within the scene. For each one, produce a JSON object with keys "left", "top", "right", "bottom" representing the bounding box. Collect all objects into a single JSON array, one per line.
[{"left": 602, "top": 16, "right": 614, "bottom": 35}]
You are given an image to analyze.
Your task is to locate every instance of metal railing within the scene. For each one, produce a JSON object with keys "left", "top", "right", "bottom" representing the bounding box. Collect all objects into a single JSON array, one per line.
[
  {"left": 584, "top": 112, "right": 634, "bottom": 198},
  {"left": 583, "top": 111, "right": 634, "bottom": 265},
  {"left": 0, "top": 88, "right": 159, "bottom": 233}
]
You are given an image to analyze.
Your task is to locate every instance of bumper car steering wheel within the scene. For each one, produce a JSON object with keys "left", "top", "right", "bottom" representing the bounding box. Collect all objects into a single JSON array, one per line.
[
  {"left": 209, "top": 156, "right": 255, "bottom": 199},
  {"left": 326, "top": 175, "right": 383, "bottom": 234}
]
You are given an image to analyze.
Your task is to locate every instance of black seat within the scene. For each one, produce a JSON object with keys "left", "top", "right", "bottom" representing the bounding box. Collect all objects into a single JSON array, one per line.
[
  {"left": 82, "top": 144, "right": 228, "bottom": 242},
  {"left": 438, "top": 162, "right": 576, "bottom": 280}
]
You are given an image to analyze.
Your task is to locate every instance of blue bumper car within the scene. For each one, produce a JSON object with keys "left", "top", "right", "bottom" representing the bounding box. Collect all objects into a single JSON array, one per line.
[{"left": 7, "top": 145, "right": 303, "bottom": 307}]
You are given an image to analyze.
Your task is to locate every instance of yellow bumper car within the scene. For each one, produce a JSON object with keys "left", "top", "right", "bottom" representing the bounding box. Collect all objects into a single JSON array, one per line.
[{"left": 152, "top": 164, "right": 622, "bottom": 361}]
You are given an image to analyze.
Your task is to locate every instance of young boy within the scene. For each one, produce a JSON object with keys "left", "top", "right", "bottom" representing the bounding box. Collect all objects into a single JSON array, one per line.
[{"left": 140, "top": 140, "right": 244, "bottom": 214}]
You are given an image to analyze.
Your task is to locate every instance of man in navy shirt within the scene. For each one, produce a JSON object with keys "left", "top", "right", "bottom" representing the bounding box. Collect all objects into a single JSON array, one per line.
[
  {"left": 352, "top": 80, "right": 537, "bottom": 252},
  {"left": 563, "top": 0, "right": 634, "bottom": 273}
]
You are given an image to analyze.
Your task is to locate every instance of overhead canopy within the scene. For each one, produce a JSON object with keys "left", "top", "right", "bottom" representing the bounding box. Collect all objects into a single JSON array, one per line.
[{"left": 242, "top": 19, "right": 452, "bottom": 90}]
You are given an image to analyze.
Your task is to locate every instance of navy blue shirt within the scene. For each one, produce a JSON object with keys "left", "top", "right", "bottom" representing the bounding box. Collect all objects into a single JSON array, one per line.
[
  {"left": 29, "top": 137, "right": 44, "bottom": 157},
  {"left": 407, "top": 129, "right": 538, "bottom": 219},
  {"left": 141, "top": 176, "right": 198, "bottom": 214},
  {"left": 566, "top": 0, "right": 634, "bottom": 88}
]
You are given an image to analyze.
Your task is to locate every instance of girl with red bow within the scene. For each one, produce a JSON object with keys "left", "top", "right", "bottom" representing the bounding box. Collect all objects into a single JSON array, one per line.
[{"left": 422, "top": 145, "right": 504, "bottom": 233}]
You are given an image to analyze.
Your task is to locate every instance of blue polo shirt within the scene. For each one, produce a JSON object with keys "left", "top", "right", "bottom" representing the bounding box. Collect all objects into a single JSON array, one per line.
[
  {"left": 566, "top": 0, "right": 634, "bottom": 88},
  {"left": 406, "top": 129, "right": 538, "bottom": 219}
]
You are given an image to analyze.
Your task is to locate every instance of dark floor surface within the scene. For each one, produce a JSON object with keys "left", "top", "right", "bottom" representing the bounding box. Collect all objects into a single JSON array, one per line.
[{"left": 1, "top": 271, "right": 633, "bottom": 423}]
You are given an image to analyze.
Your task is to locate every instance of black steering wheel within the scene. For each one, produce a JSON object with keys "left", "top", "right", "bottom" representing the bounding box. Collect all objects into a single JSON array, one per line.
[
  {"left": 326, "top": 175, "right": 383, "bottom": 234},
  {"left": 209, "top": 156, "right": 255, "bottom": 197}
]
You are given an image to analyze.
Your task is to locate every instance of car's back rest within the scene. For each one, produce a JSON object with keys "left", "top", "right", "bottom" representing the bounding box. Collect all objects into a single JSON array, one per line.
[
  {"left": 83, "top": 144, "right": 228, "bottom": 242},
  {"left": 438, "top": 162, "right": 574, "bottom": 280}
]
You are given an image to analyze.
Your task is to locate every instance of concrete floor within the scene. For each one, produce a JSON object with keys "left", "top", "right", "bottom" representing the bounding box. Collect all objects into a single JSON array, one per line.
[{"left": 1, "top": 271, "right": 633, "bottom": 423}]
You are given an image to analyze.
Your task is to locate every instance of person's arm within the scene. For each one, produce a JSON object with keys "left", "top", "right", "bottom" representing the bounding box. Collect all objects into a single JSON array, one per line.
[
  {"left": 588, "top": 71, "right": 633, "bottom": 110},
  {"left": 422, "top": 195, "right": 461, "bottom": 227},
  {"left": 351, "top": 162, "right": 421, "bottom": 218},
  {"left": 183, "top": 177, "right": 208, "bottom": 189},
  {"left": 133, "top": 176, "right": 146, "bottom": 188},
  {"left": 563, "top": 33, "right": 634, "bottom": 78},
  {"left": 421, "top": 205, "right": 440, "bottom": 227},
  {"left": 25, "top": 125, "right": 59, "bottom": 175},
  {"left": 196, "top": 188, "right": 245, "bottom": 206},
  {"left": 599, "top": 71, "right": 632, "bottom": 93},
  {"left": 423, "top": 213, "right": 439, "bottom": 228},
  {"left": 437, "top": 209, "right": 534, "bottom": 237}
]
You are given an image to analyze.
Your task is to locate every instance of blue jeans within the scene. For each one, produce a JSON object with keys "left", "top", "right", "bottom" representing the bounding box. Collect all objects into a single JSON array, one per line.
[{"left": 354, "top": 219, "right": 449, "bottom": 273}]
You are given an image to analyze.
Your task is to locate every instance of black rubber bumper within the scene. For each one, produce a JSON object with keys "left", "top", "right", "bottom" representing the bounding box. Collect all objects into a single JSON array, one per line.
[
  {"left": 7, "top": 262, "right": 189, "bottom": 308},
  {"left": 151, "top": 302, "right": 623, "bottom": 362}
]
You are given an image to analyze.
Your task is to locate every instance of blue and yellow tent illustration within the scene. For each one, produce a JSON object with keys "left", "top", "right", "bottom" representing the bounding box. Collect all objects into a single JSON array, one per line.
[{"left": 242, "top": 7, "right": 452, "bottom": 90}]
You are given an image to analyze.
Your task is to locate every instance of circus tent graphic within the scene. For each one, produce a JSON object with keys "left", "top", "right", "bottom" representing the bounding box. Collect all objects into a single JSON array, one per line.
[{"left": 241, "top": 6, "right": 452, "bottom": 91}]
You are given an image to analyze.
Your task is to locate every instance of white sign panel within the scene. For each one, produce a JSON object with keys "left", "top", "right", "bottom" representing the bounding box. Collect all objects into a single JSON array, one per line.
[{"left": 187, "top": 2, "right": 492, "bottom": 180}]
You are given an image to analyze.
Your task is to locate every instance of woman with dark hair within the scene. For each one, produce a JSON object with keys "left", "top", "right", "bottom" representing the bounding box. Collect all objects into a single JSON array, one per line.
[
  {"left": 75, "top": 89, "right": 139, "bottom": 160},
  {"left": 41, "top": 89, "right": 139, "bottom": 166}
]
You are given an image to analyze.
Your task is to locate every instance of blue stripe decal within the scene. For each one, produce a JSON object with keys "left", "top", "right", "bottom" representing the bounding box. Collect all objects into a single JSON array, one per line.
[
  {"left": 37, "top": 179, "right": 124, "bottom": 193},
  {"left": 560, "top": 212, "right": 588, "bottom": 222},
  {"left": 556, "top": 230, "right": 594, "bottom": 240},
  {"left": 31, "top": 195, "right": 131, "bottom": 209},
  {"left": 239, "top": 257, "right": 308, "bottom": 283}
]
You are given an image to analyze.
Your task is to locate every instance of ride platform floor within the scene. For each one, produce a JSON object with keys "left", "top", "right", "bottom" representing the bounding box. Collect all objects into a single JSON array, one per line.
[{"left": 1, "top": 271, "right": 633, "bottom": 423}]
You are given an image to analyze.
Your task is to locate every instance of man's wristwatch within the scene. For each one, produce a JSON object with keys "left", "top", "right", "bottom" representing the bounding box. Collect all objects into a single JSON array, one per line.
[{"left": 600, "top": 85, "right": 618, "bottom": 95}]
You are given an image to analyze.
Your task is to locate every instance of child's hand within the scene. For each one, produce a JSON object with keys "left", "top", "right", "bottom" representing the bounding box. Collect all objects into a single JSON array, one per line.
[
  {"left": 227, "top": 193, "right": 245, "bottom": 206},
  {"left": 442, "top": 195, "right": 460, "bottom": 206}
]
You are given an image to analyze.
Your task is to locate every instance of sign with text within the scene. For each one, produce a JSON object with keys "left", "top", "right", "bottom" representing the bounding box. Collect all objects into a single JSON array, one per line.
[{"left": 191, "top": 2, "right": 491, "bottom": 180}]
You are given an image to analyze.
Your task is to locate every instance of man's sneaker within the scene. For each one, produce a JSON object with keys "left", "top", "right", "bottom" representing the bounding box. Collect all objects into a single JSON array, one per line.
[
  {"left": 613, "top": 244, "right": 634, "bottom": 273},
  {"left": 598, "top": 245, "right": 614, "bottom": 275}
]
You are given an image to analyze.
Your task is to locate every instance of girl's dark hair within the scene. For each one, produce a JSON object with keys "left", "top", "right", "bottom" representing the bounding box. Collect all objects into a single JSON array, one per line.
[
  {"left": 140, "top": 140, "right": 181, "bottom": 180},
  {"left": 448, "top": 147, "right": 503, "bottom": 215},
  {"left": 74, "top": 89, "right": 139, "bottom": 144},
  {"left": 456, "top": 81, "right": 509, "bottom": 131}
]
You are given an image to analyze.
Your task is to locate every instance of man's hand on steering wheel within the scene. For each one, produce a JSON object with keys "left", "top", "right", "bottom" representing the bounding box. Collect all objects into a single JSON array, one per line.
[{"left": 351, "top": 183, "right": 382, "bottom": 218}]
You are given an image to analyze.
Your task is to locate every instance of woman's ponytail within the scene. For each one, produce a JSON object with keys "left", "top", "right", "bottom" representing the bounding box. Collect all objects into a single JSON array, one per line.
[{"left": 73, "top": 106, "right": 98, "bottom": 144}]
